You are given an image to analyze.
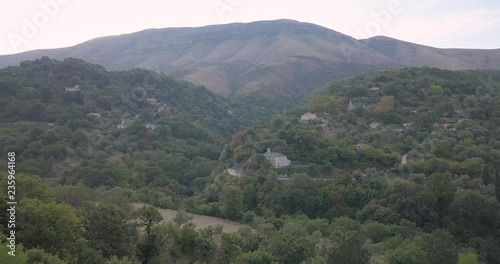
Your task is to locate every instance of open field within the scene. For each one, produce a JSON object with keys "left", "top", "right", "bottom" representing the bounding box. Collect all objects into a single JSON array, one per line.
[{"left": 132, "top": 203, "right": 243, "bottom": 232}]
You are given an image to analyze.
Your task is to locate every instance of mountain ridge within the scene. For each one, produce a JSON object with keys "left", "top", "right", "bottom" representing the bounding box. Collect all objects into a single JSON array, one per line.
[{"left": 1, "top": 19, "right": 499, "bottom": 97}]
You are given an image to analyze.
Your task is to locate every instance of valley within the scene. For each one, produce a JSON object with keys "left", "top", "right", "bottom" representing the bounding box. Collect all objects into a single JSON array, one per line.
[{"left": 0, "top": 21, "right": 499, "bottom": 263}]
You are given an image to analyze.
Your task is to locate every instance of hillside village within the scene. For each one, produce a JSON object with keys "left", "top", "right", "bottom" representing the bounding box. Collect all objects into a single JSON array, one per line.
[
  {"left": 1, "top": 56, "right": 499, "bottom": 263},
  {"left": 222, "top": 68, "right": 499, "bottom": 188}
]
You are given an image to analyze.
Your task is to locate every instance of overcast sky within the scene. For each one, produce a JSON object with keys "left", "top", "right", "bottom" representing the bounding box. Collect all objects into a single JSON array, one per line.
[{"left": 1, "top": 0, "right": 499, "bottom": 55}]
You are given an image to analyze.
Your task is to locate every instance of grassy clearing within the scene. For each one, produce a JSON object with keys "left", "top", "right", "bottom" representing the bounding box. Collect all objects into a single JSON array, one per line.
[{"left": 132, "top": 203, "right": 243, "bottom": 232}]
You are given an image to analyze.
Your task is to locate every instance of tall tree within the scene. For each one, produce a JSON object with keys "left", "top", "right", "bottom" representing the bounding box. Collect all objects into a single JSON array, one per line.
[
  {"left": 78, "top": 202, "right": 136, "bottom": 259},
  {"left": 134, "top": 206, "right": 162, "bottom": 264},
  {"left": 220, "top": 185, "right": 243, "bottom": 221},
  {"left": 134, "top": 205, "right": 162, "bottom": 235}
]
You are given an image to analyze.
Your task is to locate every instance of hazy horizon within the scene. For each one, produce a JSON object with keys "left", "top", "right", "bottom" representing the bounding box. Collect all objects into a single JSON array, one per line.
[{"left": 1, "top": 0, "right": 499, "bottom": 55}]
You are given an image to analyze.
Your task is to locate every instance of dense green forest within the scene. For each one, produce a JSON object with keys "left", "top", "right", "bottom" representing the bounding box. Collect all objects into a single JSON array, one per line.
[{"left": 0, "top": 59, "right": 500, "bottom": 263}]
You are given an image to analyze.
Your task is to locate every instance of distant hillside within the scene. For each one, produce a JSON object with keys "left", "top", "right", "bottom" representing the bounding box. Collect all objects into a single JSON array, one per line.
[
  {"left": 201, "top": 68, "right": 500, "bottom": 263},
  {"left": 0, "top": 58, "right": 252, "bottom": 189},
  {"left": 0, "top": 20, "right": 499, "bottom": 97},
  {"left": 220, "top": 67, "right": 500, "bottom": 175},
  {"left": 361, "top": 36, "right": 500, "bottom": 70}
]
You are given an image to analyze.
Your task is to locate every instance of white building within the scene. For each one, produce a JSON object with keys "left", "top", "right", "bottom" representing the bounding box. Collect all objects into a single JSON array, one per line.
[
  {"left": 146, "top": 98, "right": 159, "bottom": 105},
  {"left": 117, "top": 119, "right": 133, "bottom": 129},
  {"left": 348, "top": 100, "right": 355, "bottom": 110},
  {"left": 369, "top": 122, "right": 382, "bottom": 129},
  {"left": 87, "top": 113, "right": 101, "bottom": 118},
  {"left": 263, "top": 148, "right": 291, "bottom": 168},
  {"left": 356, "top": 143, "right": 368, "bottom": 150},
  {"left": 144, "top": 124, "right": 157, "bottom": 130},
  {"left": 402, "top": 154, "right": 408, "bottom": 165},
  {"left": 402, "top": 123, "right": 413, "bottom": 128},
  {"left": 64, "top": 85, "right": 80, "bottom": 92},
  {"left": 227, "top": 169, "right": 242, "bottom": 177},
  {"left": 300, "top": 112, "right": 317, "bottom": 121}
]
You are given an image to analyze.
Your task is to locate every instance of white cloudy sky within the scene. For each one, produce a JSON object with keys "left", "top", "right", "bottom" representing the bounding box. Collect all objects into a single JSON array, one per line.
[{"left": 0, "top": 0, "right": 499, "bottom": 55}]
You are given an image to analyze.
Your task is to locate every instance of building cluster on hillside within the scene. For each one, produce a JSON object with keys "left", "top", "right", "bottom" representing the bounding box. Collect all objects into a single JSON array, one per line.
[
  {"left": 146, "top": 98, "right": 158, "bottom": 105},
  {"left": 144, "top": 124, "right": 157, "bottom": 130},
  {"left": 434, "top": 122, "right": 456, "bottom": 131},
  {"left": 348, "top": 100, "right": 367, "bottom": 111},
  {"left": 117, "top": 119, "right": 133, "bottom": 129},
  {"left": 147, "top": 97, "right": 170, "bottom": 113},
  {"left": 116, "top": 118, "right": 157, "bottom": 130}
]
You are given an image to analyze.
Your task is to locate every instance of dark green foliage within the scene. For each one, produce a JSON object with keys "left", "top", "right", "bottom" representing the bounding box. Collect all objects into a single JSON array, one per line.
[
  {"left": 220, "top": 185, "right": 243, "bottom": 221},
  {"left": 0, "top": 75, "right": 21, "bottom": 95},
  {"left": 274, "top": 173, "right": 322, "bottom": 218},
  {"left": 267, "top": 231, "right": 315, "bottom": 264},
  {"left": 233, "top": 251, "right": 275, "bottom": 264},
  {"left": 426, "top": 172, "right": 456, "bottom": 212},
  {"left": 241, "top": 210, "right": 257, "bottom": 224},
  {"left": 385, "top": 240, "right": 427, "bottom": 264},
  {"left": 447, "top": 189, "right": 499, "bottom": 240},
  {"left": 78, "top": 202, "right": 137, "bottom": 259},
  {"left": 134, "top": 206, "right": 162, "bottom": 235},
  {"left": 26, "top": 248, "right": 69, "bottom": 264},
  {"left": 327, "top": 231, "right": 370, "bottom": 264},
  {"left": 134, "top": 206, "right": 163, "bottom": 263},
  {"left": 16, "top": 198, "right": 89, "bottom": 261},
  {"left": 419, "top": 230, "right": 458, "bottom": 264}
]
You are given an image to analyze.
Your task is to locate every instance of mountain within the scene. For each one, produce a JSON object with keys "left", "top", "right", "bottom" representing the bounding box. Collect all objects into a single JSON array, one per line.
[
  {"left": 1, "top": 20, "right": 499, "bottom": 97},
  {"left": 361, "top": 36, "right": 500, "bottom": 70}
]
